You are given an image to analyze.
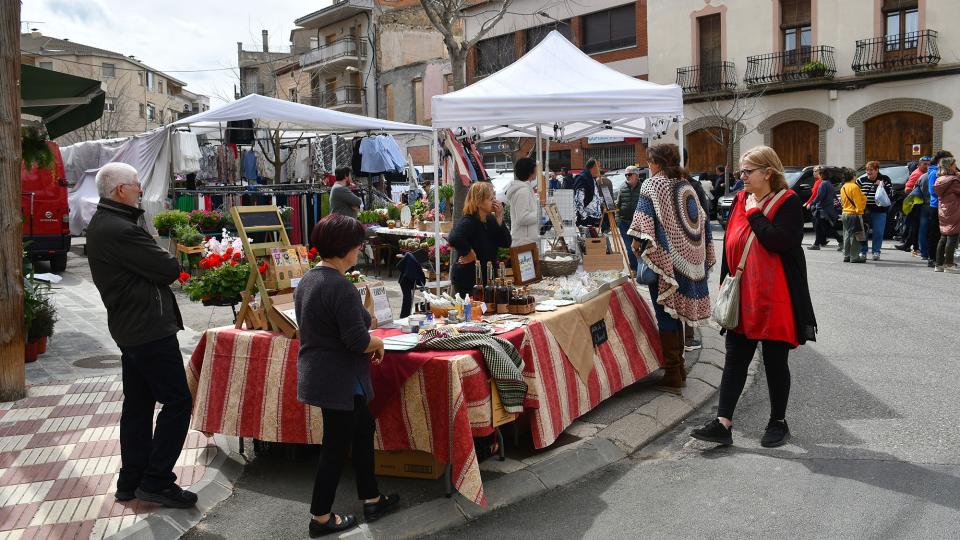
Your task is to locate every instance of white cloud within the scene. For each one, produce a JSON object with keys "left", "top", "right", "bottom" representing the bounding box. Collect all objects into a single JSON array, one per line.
[{"left": 22, "top": 0, "right": 323, "bottom": 104}]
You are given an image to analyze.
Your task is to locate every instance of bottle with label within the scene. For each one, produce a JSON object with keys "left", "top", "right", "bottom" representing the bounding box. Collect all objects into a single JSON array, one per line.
[
  {"left": 496, "top": 262, "right": 511, "bottom": 314},
  {"left": 472, "top": 263, "right": 484, "bottom": 301},
  {"left": 484, "top": 261, "right": 497, "bottom": 314},
  {"left": 526, "top": 289, "right": 536, "bottom": 314}
]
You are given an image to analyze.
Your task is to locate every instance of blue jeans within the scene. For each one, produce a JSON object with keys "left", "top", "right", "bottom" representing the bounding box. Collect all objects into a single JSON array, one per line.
[
  {"left": 647, "top": 282, "right": 679, "bottom": 331},
  {"left": 619, "top": 221, "right": 638, "bottom": 272},
  {"left": 860, "top": 211, "right": 887, "bottom": 256},
  {"left": 919, "top": 208, "right": 930, "bottom": 258}
]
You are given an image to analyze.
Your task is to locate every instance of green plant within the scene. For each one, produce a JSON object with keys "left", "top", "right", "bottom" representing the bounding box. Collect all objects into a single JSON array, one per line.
[
  {"left": 802, "top": 60, "right": 829, "bottom": 74},
  {"left": 222, "top": 211, "right": 235, "bottom": 230},
  {"left": 21, "top": 126, "right": 55, "bottom": 171},
  {"left": 412, "top": 199, "right": 427, "bottom": 222},
  {"left": 153, "top": 210, "right": 191, "bottom": 235},
  {"left": 387, "top": 205, "right": 402, "bottom": 221},
  {"left": 182, "top": 262, "right": 251, "bottom": 302},
  {"left": 28, "top": 296, "right": 57, "bottom": 340},
  {"left": 173, "top": 224, "right": 204, "bottom": 247},
  {"left": 189, "top": 209, "right": 224, "bottom": 231},
  {"left": 438, "top": 184, "right": 454, "bottom": 202}
]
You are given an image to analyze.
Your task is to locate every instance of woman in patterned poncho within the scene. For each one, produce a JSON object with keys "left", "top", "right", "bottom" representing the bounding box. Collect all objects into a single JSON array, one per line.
[{"left": 627, "top": 143, "right": 715, "bottom": 395}]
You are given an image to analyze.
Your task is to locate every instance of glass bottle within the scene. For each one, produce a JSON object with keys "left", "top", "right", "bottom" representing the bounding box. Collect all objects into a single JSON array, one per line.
[
  {"left": 472, "top": 263, "right": 484, "bottom": 301},
  {"left": 496, "top": 262, "right": 511, "bottom": 314},
  {"left": 484, "top": 261, "right": 497, "bottom": 314},
  {"left": 526, "top": 289, "right": 536, "bottom": 314}
]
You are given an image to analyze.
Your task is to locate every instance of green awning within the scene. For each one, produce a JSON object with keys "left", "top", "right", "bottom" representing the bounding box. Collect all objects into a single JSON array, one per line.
[{"left": 20, "top": 64, "right": 106, "bottom": 139}]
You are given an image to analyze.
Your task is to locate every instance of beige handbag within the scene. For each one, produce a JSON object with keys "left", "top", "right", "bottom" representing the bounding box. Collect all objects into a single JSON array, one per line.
[{"left": 711, "top": 190, "right": 787, "bottom": 329}]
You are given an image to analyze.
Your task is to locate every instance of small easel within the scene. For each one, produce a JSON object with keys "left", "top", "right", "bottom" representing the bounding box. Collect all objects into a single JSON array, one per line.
[
  {"left": 604, "top": 209, "right": 633, "bottom": 278},
  {"left": 230, "top": 205, "right": 291, "bottom": 332}
]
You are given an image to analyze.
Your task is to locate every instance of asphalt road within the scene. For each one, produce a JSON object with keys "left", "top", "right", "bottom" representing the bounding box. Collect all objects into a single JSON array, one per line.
[{"left": 435, "top": 232, "right": 960, "bottom": 540}]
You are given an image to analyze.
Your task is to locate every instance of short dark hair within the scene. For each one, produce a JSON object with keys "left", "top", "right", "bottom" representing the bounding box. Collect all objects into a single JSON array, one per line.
[
  {"left": 585, "top": 158, "right": 598, "bottom": 171},
  {"left": 514, "top": 157, "right": 536, "bottom": 181},
  {"left": 335, "top": 167, "right": 352, "bottom": 181},
  {"left": 932, "top": 150, "right": 953, "bottom": 165},
  {"left": 561, "top": 167, "right": 570, "bottom": 174},
  {"left": 310, "top": 214, "right": 365, "bottom": 259},
  {"left": 716, "top": 165, "right": 725, "bottom": 173}
]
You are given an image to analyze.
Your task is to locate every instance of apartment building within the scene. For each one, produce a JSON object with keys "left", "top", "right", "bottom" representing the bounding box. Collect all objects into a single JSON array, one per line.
[
  {"left": 237, "top": 30, "right": 298, "bottom": 99},
  {"left": 463, "top": 0, "right": 650, "bottom": 170},
  {"left": 21, "top": 31, "right": 209, "bottom": 143},
  {"left": 647, "top": 0, "right": 959, "bottom": 171}
]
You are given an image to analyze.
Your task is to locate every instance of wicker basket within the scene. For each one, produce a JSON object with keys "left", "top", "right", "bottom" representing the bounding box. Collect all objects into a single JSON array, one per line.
[{"left": 541, "top": 250, "right": 580, "bottom": 276}]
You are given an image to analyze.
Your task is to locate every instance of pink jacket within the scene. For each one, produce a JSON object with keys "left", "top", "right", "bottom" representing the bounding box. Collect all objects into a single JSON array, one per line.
[{"left": 934, "top": 174, "right": 960, "bottom": 236}]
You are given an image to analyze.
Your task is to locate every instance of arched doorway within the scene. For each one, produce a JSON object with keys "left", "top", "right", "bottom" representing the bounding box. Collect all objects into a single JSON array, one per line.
[
  {"left": 864, "top": 112, "right": 933, "bottom": 162},
  {"left": 686, "top": 127, "right": 728, "bottom": 173},
  {"left": 771, "top": 120, "right": 818, "bottom": 166}
]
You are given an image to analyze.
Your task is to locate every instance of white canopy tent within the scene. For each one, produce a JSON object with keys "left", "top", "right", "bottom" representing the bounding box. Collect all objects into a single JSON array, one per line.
[{"left": 431, "top": 31, "right": 684, "bottom": 144}]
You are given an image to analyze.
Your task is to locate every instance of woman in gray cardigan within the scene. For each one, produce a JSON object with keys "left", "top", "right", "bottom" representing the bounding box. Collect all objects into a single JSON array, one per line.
[{"left": 295, "top": 214, "right": 398, "bottom": 537}]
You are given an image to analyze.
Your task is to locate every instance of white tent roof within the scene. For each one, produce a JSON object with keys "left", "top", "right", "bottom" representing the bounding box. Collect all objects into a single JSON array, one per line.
[
  {"left": 431, "top": 31, "right": 683, "bottom": 141},
  {"left": 171, "top": 93, "right": 432, "bottom": 134}
]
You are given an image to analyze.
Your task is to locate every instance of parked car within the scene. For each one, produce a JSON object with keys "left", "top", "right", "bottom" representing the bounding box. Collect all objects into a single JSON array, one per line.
[
  {"left": 21, "top": 141, "right": 71, "bottom": 272},
  {"left": 717, "top": 166, "right": 805, "bottom": 228},
  {"left": 855, "top": 162, "right": 910, "bottom": 239}
]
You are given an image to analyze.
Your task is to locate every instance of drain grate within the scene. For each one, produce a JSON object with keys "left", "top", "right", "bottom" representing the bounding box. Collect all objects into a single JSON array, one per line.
[{"left": 73, "top": 355, "right": 122, "bottom": 369}]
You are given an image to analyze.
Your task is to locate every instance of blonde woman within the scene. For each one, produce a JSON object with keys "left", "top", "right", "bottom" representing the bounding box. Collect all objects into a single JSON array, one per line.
[
  {"left": 691, "top": 146, "right": 816, "bottom": 448},
  {"left": 447, "top": 182, "right": 512, "bottom": 296}
]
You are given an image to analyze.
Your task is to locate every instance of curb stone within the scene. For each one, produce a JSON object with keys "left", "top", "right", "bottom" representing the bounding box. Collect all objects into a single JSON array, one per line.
[{"left": 108, "top": 435, "right": 244, "bottom": 540}]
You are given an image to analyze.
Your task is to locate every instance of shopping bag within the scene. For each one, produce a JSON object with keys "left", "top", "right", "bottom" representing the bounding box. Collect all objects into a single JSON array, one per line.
[{"left": 875, "top": 183, "right": 891, "bottom": 207}]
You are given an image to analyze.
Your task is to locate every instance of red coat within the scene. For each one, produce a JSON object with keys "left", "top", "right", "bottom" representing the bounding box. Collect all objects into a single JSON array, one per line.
[
  {"left": 934, "top": 174, "right": 960, "bottom": 236},
  {"left": 724, "top": 191, "right": 798, "bottom": 347}
]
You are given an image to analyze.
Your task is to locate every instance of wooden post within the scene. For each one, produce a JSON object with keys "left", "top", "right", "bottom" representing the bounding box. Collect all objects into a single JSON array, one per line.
[{"left": 0, "top": 1, "right": 26, "bottom": 401}]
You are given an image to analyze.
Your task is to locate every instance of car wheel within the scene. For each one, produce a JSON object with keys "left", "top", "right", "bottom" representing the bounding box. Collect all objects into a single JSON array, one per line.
[{"left": 50, "top": 253, "right": 68, "bottom": 273}]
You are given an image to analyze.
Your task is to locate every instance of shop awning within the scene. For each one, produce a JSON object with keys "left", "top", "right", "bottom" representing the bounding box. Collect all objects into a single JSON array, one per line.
[{"left": 21, "top": 64, "right": 106, "bottom": 139}]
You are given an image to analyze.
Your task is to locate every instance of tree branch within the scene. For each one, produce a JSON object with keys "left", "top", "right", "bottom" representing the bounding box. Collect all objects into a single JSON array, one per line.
[{"left": 465, "top": 0, "right": 513, "bottom": 49}]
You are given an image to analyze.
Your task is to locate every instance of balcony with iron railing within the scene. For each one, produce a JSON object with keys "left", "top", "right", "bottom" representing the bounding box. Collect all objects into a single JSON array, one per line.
[
  {"left": 852, "top": 30, "right": 940, "bottom": 74},
  {"left": 237, "top": 81, "right": 269, "bottom": 98},
  {"left": 744, "top": 46, "right": 837, "bottom": 86},
  {"left": 299, "top": 37, "right": 368, "bottom": 71},
  {"left": 299, "top": 86, "right": 364, "bottom": 110},
  {"left": 676, "top": 61, "right": 738, "bottom": 95}
]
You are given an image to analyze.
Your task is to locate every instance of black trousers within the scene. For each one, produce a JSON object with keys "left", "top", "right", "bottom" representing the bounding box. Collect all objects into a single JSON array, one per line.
[
  {"left": 717, "top": 331, "right": 792, "bottom": 421},
  {"left": 118, "top": 334, "right": 192, "bottom": 492},
  {"left": 311, "top": 396, "right": 380, "bottom": 516},
  {"left": 904, "top": 208, "right": 921, "bottom": 250},
  {"left": 814, "top": 216, "right": 843, "bottom": 247},
  {"left": 927, "top": 207, "right": 942, "bottom": 256}
]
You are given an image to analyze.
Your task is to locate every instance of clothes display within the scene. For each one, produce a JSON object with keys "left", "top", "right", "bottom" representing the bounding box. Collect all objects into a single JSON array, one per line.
[
  {"left": 170, "top": 132, "right": 201, "bottom": 174},
  {"left": 355, "top": 134, "right": 407, "bottom": 175}
]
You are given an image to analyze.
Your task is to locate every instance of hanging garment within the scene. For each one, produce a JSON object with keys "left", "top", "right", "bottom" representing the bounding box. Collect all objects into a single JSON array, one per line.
[
  {"left": 352, "top": 137, "right": 364, "bottom": 174},
  {"left": 241, "top": 149, "right": 259, "bottom": 182},
  {"left": 171, "top": 132, "right": 201, "bottom": 174},
  {"left": 376, "top": 134, "right": 407, "bottom": 172},
  {"left": 443, "top": 131, "right": 471, "bottom": 186}
]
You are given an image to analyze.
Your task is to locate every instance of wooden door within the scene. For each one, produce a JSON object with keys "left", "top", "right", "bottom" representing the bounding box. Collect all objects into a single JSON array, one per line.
[
  {"left": 686, "top": 127, "right": 728, "bottom": 173},
  {"left": 771, "top": 120, "right": 818, "bottom": 166},
  {"left": 864, "top": 111, "right": 932, "bottom": 162},
  {"left": 698, "top": 14, "right": 722, "bottom": 87}
]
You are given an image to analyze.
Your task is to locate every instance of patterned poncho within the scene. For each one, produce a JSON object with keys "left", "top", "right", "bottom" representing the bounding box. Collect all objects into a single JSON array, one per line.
[{"left": 627, "top": 173, "right": 716, "bottom": 324}]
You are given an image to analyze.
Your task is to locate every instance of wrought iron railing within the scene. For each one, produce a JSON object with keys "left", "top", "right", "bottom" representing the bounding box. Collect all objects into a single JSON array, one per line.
[
  {"left": 300, "top": 38, "right": 368, "bottom": 68},
  {"left": 676, "top": 62, "right": 738, "bottom": 94},
  {"left": 300, "top": 86, "right": 364, "bottom": 108},
  {"left": 852, "top": 30, "right": 940, "bottom": 73},
  {"left": 744, "top": 46, "right": 836, "bottom": 85}
]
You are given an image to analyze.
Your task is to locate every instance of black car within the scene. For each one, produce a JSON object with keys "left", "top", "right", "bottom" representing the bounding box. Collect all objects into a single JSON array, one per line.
[
  {"left": 717, "top": 166, "right": 807, "bottom": 228},
  {"left": 855, "top": 162, "right": 910, "bottom": 239}
]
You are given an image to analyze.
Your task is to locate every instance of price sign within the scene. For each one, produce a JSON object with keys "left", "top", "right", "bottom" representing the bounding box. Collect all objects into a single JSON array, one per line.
[
  {"left": 368, "top": 283, "right": 393, "bottom": 324},
  {"left": 590, "top": 319, "right": 608, "bottom": 347}
]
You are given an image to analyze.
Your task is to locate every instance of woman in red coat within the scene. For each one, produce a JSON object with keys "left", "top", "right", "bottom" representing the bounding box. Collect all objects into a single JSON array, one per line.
[{"left": 692, "top": 146, "right": 817, "bottom": 448}]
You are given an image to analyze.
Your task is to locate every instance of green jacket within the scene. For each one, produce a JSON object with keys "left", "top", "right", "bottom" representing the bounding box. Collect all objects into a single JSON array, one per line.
[
  {"left": 616, "top": 181, "right": 642, "bottom": 224},
  {"left": 86, "top": 199, "right": 183, "bottom": 347}
]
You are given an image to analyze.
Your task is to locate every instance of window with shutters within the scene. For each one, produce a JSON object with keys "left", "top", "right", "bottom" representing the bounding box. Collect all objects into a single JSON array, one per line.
[
  {"left": 582, "top": 4, "right": 636, "bottom": 54},
  {"left": 475, "top": 33, "right": 516, "bottom": 76},
  {"left": 102, "top": 63, "right": 116, "bottom": 78},
  {"left": 780, "top": 0, "right": 811, "bottom": 65},
  {"left": 883, "top": 0, "right": 920, "bottom": 50},
  {"left": 525, "top": 22, "right": 573, "bottom": 52}
]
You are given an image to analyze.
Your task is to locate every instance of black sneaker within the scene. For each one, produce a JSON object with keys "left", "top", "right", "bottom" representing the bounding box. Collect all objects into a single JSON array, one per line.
[
  {"left": 690, "top": 419, "right": 733, "bottom": 446},
  {"left": 363, "top": 493, "right": 400, "bottom": 522},
  {"left": 807, "top": 244, "right": 820, "bottom": 250},
  {"left": 760, "top": 419, "right": 791, "bottom": 448},
  {"left": 115, "top": 490, "right": 136, "bottom": 502},
  {"left": 135, "top": 485, "right": 198, "bottom": 508},
  {"left": 309, "top": 514, "right": 357, "bottom": 537}
]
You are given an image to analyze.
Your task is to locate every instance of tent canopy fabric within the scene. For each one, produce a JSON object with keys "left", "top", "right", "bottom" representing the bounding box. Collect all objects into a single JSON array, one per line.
[
  {"left": 21, "top": 64, "right": 106, "bottom": 139},
  {"left": 431, "top": 31, "right": 683, "bottom": 141},
  {"left": 171, "top": 93, "right": 432, "bottom": 134}
]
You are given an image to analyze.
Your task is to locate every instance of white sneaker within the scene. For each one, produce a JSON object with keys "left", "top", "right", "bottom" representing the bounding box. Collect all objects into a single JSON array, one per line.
[
  {"left": 945, "top": 266, "right": 960, "bottom": 274},
  {"left": 935, "top": 266, "right": 944, "bottom": 272},
  {"left": 872, "top": 253, "right": 880, "bottom": 261}
]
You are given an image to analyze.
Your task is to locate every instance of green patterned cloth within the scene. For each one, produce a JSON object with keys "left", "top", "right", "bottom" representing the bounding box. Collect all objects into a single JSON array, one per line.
[{"left": 417, "top": 330, "right": 526, "bottom": 413}]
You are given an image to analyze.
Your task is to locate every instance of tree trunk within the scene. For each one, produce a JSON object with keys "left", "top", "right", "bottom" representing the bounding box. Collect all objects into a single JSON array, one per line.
[{"left": 0, "top": 1, "right": 26, "bottom": 401}]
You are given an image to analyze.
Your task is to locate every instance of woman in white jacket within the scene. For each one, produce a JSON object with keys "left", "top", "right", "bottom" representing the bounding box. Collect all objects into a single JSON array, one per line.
[{"left": 504, "top": 157, "right": 540, "bottom": 248}]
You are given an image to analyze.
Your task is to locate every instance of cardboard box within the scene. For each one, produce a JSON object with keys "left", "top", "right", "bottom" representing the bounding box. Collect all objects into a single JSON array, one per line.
[
  {"left": 490, "top": 381, "right": 515, "bottom": 428},
  {"left": 374, "top": 450, "right": 444, "bottom": 480},
  {"left": 267, "top": 292, "right": 298, "bottom": 338},
  {"left": 582, "top": 254, "right": 623, "bottom": 272}
]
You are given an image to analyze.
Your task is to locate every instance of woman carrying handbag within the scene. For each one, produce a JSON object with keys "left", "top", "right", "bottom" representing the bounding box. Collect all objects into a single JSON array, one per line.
[{"left": 691, "top": 146, "right": 816, "bottom": 448}]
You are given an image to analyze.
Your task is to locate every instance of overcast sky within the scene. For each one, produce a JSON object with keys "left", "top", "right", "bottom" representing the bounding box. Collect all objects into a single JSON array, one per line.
[{"left": 21, "top": 0, "right": 322, "bottom": 105}]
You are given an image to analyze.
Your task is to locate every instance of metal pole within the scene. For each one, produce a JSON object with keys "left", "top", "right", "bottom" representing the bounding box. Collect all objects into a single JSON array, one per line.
[
  {"left": 432, "top": 129, "right": 441, "bottom": 282},
  {"left": 677, "top": 117, "right": 685, "bottom": 173},
  {"left": 535, "top": 125, "right": 544, "bottom": 206}
]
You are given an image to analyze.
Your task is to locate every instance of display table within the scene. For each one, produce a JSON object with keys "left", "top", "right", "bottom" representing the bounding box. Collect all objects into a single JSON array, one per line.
[
  {"left": 186, "top": 282, "right": 662, "bottom": 506},
  {"left": 368, "top": 225, "right": 448, "bottom": 239}
]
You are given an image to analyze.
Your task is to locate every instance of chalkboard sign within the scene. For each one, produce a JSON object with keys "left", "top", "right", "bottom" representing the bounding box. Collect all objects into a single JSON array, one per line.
[
  {"left": 237, "top": 210, "right": 282, "bottom": 228},
  {"left": 590, "top": 319, "right": 608, "bottom": 347}
]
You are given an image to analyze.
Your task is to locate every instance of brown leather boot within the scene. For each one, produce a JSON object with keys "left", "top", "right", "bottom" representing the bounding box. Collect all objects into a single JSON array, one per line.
[{"left": 656, "top": 329, "right": 685, "bottom": 394}]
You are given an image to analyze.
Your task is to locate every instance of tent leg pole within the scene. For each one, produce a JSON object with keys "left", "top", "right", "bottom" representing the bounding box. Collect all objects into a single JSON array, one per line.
[
  {"left": 536, "top": 126, "right": 544, "bottom": 206},
  {"left": 678, "top": 118, "right": 685, "bottom": 170},
  {"left": 432, "top": 130, "right": 440, "bottom": 284}
]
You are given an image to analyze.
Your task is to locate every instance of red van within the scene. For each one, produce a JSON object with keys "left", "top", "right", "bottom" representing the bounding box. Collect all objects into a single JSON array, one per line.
[{"left": 21, "top": 141, "right": 71, "bottom": 272}]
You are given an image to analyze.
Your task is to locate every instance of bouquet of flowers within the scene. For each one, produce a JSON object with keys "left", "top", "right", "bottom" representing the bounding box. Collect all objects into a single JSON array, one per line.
[
  {"left": 424, "top": 209, "right": 445, "bottom": 222},
  {"left": 345, "top": 270, "right": 366, "bottom": 283},
  {"left": 189, "top": 209, "right": 224, "bottom": 231}
]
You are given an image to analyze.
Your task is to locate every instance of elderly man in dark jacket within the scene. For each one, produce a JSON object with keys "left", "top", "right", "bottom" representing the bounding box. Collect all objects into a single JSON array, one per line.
[
  {"left": 616, "top": 166, "right": 643, "bottom": 271},
  {"left": 86, "top": 162, "right": 196, "bottom": 509}
]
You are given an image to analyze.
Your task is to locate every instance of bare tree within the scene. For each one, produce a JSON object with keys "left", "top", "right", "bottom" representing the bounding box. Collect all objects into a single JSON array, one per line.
[
  {"left": 692, "top": 88, "right": 766, "bottom": 194},
  {"left": 419, "top": 0, "right": 512, "bottom": 219},
  {"left": 256, "top": 127, "right": 304, "bottom": 184},
  {"left": 0, "top": 0, "right": 26, "bottom": 401},
  {"left": 59, "top": 78, "right": 137, "bottom": 145}
]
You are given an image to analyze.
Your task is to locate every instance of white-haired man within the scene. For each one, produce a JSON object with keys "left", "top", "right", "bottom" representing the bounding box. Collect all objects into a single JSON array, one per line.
[{"left": 85, "top": 162, "right": 196, "bottom": 508}]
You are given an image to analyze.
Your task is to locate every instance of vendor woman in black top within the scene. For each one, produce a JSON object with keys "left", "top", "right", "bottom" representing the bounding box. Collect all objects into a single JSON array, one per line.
[{"left": 447, "top": 181, "right": 512, "bottom": 296}]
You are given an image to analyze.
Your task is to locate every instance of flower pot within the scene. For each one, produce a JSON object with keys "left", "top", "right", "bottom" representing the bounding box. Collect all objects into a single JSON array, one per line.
[
  {"left": 38, "top": 336, "right": 47, "bottom": 354},
  {"left": 440, "top": 221, "right": 453, "bottom": 234},
  {"left": 25, "top": 339, "right": 40, "bottom": 363}
]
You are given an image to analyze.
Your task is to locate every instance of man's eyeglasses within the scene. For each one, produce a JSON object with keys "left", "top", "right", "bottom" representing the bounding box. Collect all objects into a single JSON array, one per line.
[{"left": 114, "top": 182, "right": 142, "bottom": 192}]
